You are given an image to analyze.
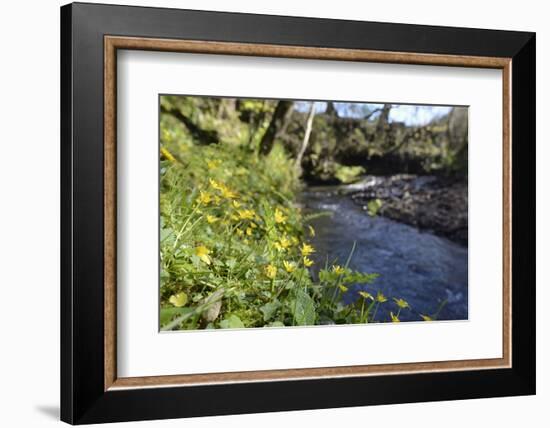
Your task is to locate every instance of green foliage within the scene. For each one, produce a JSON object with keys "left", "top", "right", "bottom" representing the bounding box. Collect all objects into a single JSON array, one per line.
[
  {"left": 334, "top": 165, "right": 366, "bottom": 184},
  {"left": 159, "top": 95, "right": 435, "bottom": 330},
  {"left": 220, "top": 314, "right": 245, "bottom": 329},
  {"left": 367, "top": 198, "right": 383, "bottom": 216},
  {"left": 292, "top": 289, "right": 316, "bottom": 326}
]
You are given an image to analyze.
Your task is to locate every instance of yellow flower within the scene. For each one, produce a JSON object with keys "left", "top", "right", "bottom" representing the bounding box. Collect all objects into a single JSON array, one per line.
[
  {"left": 206, "top": 159, "right": 221, "bottom": 170},
  {"left": 283, "top": 261, "right": 296, "bottom": 273},
  {"left": 232, "top": 200, "right": 241, "bottom": 209},
  {"left": 246, "top": 227, "right": 253, "bottom": 236},
  {"left": 236, "top": 228, "right": 244, "bottom": 236},
  {"left": 376, "top": 291, "right": 388, "bottom": 303},
  {"left": 300, "top": 243, "right": 315, "bottom": 257},
  {"left": 206, "top": 215, "right": 218, "bottom": 224},
  {"left": 265, "top": 264, "right": 277, "bottom": 279},
  {"left": 161, "top": 129, "right": 172, "bottom": 143},
  {"left": 238, "top": 209, "right": 255, "bottom": 220},
  {"left": 220, "top": 186, "right": 238, "bottom": 199},
  {"left": 308, "top": 225, "right": 316, "bottom": 237},
  {"left": 198, "top": 190, "right": 212, "bottom": 205},
  {"left": 338, "top": 284, "right": 348, "bottom": 293},
  {"left": 359, "top": 291, "right": 374, "bottom": 300},
  {"left": 209, "top": 178, "right": 223, "bottom": 191},
  {"left": 278, "top": 236, "right": 291, "bottom": 249},
  {"left": 303, "top": 257, "right": 314, "bottom": 267},
  {"left": 390, "top": 312, "right": 400, "bottom": 322},
  {"left": 393, "top": 298, "right": 410, "bottom": 309},
  {"left": 195, "top": 245, "right": 211, "bottom": 265},
  {"left": 420, "top": 314, "right": 433, "bottom": 321},
  {"left": 160, "top": 146, "right": 175, "bottom": 162},
  {"left": 274, "top": 242, "right": 284, "bottom": 252},
  {"left": 169, "top": 292, "right": 188, "bottom": 308},
  {"left": 331, "top": 265, "right": 345, "bottom": 275},
  {"left": 250, "top": 222, "right": 258, "bottom": 229},
  {"left": 290, "top": 236, "right": 300, "bottom": 246},
  {"left": 274, "top": 208, "right": 287, "bottom": 224}
]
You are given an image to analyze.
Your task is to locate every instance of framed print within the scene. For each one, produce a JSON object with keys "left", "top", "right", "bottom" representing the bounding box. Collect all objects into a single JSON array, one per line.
[{"left": 60, "top": 2, "right": 536, "bottom": 424}]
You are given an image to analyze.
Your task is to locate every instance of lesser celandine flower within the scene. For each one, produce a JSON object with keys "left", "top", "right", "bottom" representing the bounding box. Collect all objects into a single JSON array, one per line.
[
  {"left": 265, "top": 264, "right": 277, "bottom": 279},
  {"left": 206, "top": 214, "right": 218, "bottom": 224},
  {"left": 209, "top": 178, "right": 223, "bottom": 191},
  {"left": 274, "top": 242, "right": 285, "bottom": 252},
  {"left": 393, "top": 297, "right": 410, "bottom": 309},
  {"left": 300, "top": 243, "right": 315, "bottom": 257},
  {"left": 238, "top": 209, "right": 255, "bottom": 220},
  {"left": 206, "top": 159, "right": 221, "bottom": 170},
  {"left": 331, "top": 265, "right": 345, "bottom": 275},
  {"left": 376, "top": 291, "right": 388, "bottom": 303},
  {"left": 390, "top": 312, "right": 400, "bottom": 322},
  {"left": 198, "top": 190, "right": 212, "bottom": 205},
  {"left": 232, "top": 200, "right": 241, "bottom": 209},
  {"left": 420, "top": 314, "right": 433, "bottom": 321},
  {"left": 160, "top": 146, "right": 176, "bottom": 162},
  {"left": 338, "top": 284, "right": 348, "bottom": 293},
  {"left": 195, "top": 245, "right": 211, "bottom": 265},
  {"left": 283, "top": 261, "right": 296, "bottom": 273},
  {"left": 169, "top": 292, "right": 188, "bottom": 308},
  {"left": 161, "top": 129, "right": 172, "bottom": 143},
  {"left": 274, "top": 208, "right": 287, "bottom": 224},
  {"left": 220, "top": 185, "right": 238, "bottom": 199},
  {"left": 303, "top": 257, "right": 314, "bottom": 267},
  {"left": 246, "top": 227, "right": 253, "bottom": 236},
  {"left": 358, "top": 291, "right": 374, "bottom": 300},
  {"left": 278, "top": 236, "right": 291, "bottom": 249}
]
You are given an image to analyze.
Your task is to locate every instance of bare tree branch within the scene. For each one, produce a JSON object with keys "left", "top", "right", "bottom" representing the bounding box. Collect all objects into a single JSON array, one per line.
[{"left": 295, "top": 102, "right": 317, "bottom": 169}]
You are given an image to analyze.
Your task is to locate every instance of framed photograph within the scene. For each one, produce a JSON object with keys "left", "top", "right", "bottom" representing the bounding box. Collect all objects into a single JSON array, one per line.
[{"left": 60, "top": 2, "right": 535, "bottom": 424}]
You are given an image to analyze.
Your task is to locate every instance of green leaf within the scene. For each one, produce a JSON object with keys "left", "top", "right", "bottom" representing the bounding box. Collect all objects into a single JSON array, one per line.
[
  {"left": 344, "top": 271, "right": 380, "bottom": 284},
  {"left": 268, "top": 321, "right": 285, "bottom": 327},
  {"left": 292, "top": 289, "right": 316, "bottom": 326},
  {"left": 225, "top": 258, "right": 237, "bottom": 269},
  {"left": 169, "top": 292, "right": 188, "bottom": 307},
  {"left": 160, "top": 226, "right": 175, "bottom": 243},
  {"left": 160, "top": 307, "right": 193, "bottom": 326},
  {"left": 160, "top": 267, "right": 170, "bottom": 280},
  {"left": 367, "top": 199, "right": 383, "bottom": 216},
  {"left": 220, "top": 314, "right": 245, "bottom": 329},
  {"left": 260, "top": 300, "right": 281, "bottom": 322}
]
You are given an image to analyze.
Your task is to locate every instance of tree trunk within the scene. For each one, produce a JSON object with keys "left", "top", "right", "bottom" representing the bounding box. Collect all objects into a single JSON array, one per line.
[
  {"left": 258, "top": 100, "right": 293, "bottom": 155},
  {"left": 295, "top": 102, "right": 316, "bottom": 169},
  {"left": 325, "top": 101, "right": 337, "bottom": 117},
  {"left": 376, "top": 104, "right": 392, "bottom": 134}
]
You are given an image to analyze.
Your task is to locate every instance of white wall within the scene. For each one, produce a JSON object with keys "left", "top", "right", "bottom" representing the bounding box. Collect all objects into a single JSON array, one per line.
[{"left": 0, "top": 0, "right": 545, "bottom": 426}]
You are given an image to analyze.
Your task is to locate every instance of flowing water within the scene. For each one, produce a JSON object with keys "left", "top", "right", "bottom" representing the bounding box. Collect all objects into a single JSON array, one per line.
[{"left": 302, "top": 186, "right": 468, "bottom": 322}]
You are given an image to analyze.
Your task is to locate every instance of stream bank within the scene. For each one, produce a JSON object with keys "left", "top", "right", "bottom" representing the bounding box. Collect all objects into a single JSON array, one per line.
[
  {"left": 322, "top": 174, "right": 468, "bottom": 245},
  {"left": 301, "top": 179, "right": 468, "bottom": 321}
]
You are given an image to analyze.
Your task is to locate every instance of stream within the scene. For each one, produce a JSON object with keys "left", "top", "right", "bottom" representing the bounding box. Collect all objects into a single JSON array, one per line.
[{"left": 302, "top": 185, "right": 468, "bottom": 322}]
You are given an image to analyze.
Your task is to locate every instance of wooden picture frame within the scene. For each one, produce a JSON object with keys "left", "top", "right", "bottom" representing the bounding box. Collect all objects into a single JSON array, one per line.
[{"left": 61, "top": 2, "right": 535, "bottom": 424}]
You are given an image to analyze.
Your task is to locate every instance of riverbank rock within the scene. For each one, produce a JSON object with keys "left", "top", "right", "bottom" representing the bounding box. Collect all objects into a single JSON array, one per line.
[{"left": 350, "top": 175, "right": 468, "bottom": 245}]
